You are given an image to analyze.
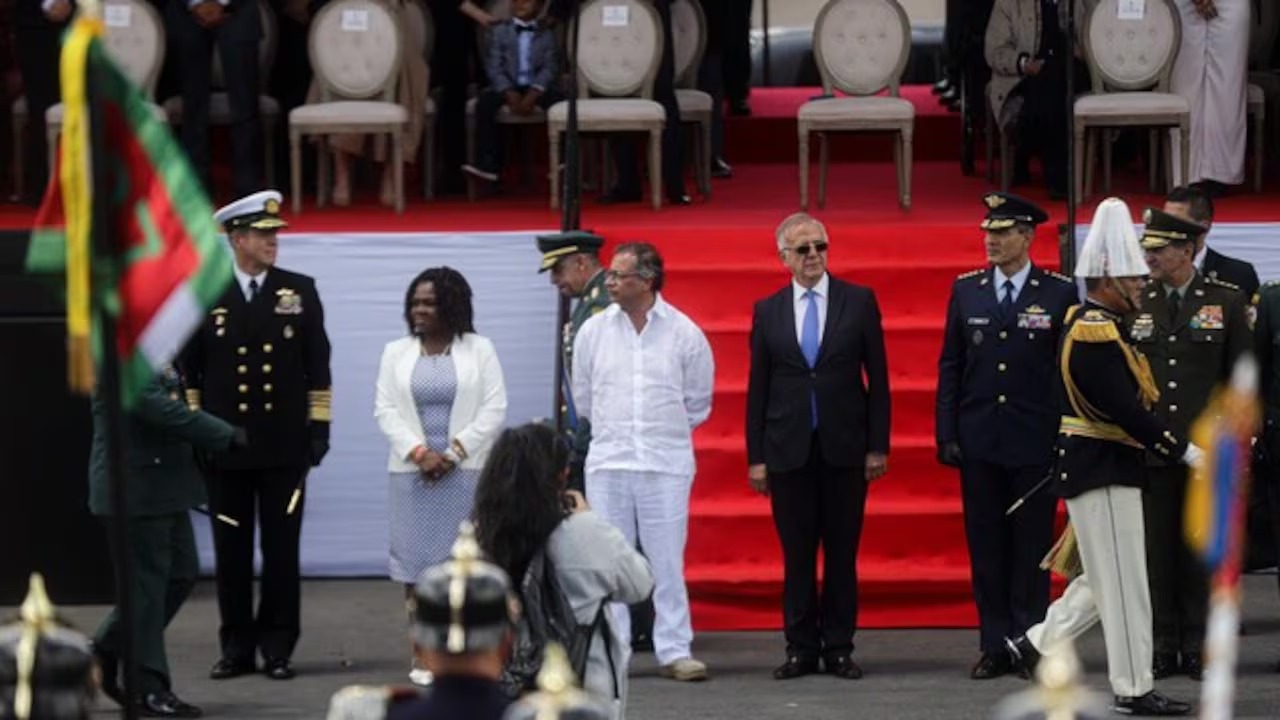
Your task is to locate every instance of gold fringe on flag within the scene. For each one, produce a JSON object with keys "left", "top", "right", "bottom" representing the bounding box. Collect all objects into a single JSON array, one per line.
[{"left": 59, "top": 2, "right": 104, "bottom": 393}]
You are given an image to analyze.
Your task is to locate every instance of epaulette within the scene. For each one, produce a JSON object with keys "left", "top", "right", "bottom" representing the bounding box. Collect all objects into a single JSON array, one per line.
[
  {"left": 1044, "top": 269, "right": 1074, "bottom": 284},
  {"left": 955, "top": 268, "right": 985, "bottom": 281},
  {"left": 1264, "top": 280, "right": 1280, "bottom": 290},
  {"left": 1204, "top": 276, "right": 1240, "bottom": 292},
  {"left": 1068, "top": 310, "right": 1120, "bottom": 343}
]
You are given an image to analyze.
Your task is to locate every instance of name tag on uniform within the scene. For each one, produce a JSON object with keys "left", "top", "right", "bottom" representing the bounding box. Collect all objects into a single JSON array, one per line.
[
  {"left": 1017, "top": 305, "right": 1052, "bottom": 330},
  {"left": 1130, "top": 313, "right": 1155, "bottom": 340},
  {"left": 967, "top": 317, "right": 991, "bottom": 326},
  {"left": 1190, "top": 305, "right": 1223, "bottom": 330},
  {"left": 275, "top": 289, "right": 303, "bottom": 315}
]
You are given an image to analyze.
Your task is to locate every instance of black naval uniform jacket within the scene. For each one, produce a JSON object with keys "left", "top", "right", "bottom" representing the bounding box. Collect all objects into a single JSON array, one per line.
[
  {"left": 1054, "top": 301, "right": 1187, "bottom": 499},
  {"left": 1201, "top": 247, "right": 1260, "bottom": 302},
  {"left": 1124, "top": 272, "right": 1250, "bottom": 464},
  {"left": 182, "top": 266, "right": 332, "bottom": 469},
  {"left": 936, "top": 264, "right": 1078, "bottom": 467}
]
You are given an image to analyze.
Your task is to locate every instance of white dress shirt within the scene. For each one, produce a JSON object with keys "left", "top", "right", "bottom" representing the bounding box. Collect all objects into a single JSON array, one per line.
[
  {"left": 993, "top": 261, "right": 1032, "bottom": 304},
  {"left": 792, "top": 273, "right": 829, "bottom": 347},
  {"left": 514, "top": 18, "right": 535, "bottom": 88},
  {"left": 572, "top": 294, "right": 715, "bottom": 477},
  {"left": 232, "top": 265, "right": 268, "bottom": 302}
]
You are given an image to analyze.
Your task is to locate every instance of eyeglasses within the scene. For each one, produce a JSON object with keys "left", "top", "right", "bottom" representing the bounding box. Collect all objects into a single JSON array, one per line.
[
  {"left": 605, "top": 270, "right": 646, "bottom": 281},
  {"left": 789, "top": 242, "right": 829, "bottom": 256}
]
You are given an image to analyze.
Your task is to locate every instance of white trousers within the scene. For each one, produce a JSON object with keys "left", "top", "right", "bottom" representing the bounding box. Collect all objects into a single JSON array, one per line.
[
  {"left": 586, "top": 468, "right": 694, "bottom": 666},
  {"left": 1027, "top": 485, "right": 1154, "bottom": 697},
  {"left": 1171, "top": 0, "right": 1250, "bottom": 185}
]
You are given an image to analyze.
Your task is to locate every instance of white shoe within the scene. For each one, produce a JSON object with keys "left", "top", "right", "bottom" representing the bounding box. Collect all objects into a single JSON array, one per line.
[
  {"left": 660, "top": 657, "right": 708, "bottom": 681},
  {"left": 408, "top": 668, "right": 434, "bottom": 686}
]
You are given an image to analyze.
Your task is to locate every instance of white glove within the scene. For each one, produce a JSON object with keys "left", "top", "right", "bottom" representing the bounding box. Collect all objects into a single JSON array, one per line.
[{"left": 1182, "top": 443, "right": 1205, "bottom": 467}]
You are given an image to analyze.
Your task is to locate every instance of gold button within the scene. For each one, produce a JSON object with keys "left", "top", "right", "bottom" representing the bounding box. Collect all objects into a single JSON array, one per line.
[
  {"left": 263, "top": 343, "right": 273, "bottom": 353},
  {"left": 1168, "top": 335, "right": 1177, "bottom": 342},
  {"left": 238, "top": 403, "right": 248, "bottom": 412},
  {"left": 998, "top": 395, "right": 1007, "bottom": 404},
  {"left": 1058, "top": 448, "right": 1066, "bottom": 456},
  {"left": 997, "top": 363, "right": 1007, "bottom": 372},
  {"left": 1169, "top": 404, "right": 1178, "bottom": 413},
  {"left": 264, "top": 384, "right": 273, "bottom": 393},
  {"left": 1028, "top": 332, "right": 1036, "bottom": 340},
  {"left": 1060, "top": 472, "right": 1068, "bottom": 480},
  {"left": 1169, "top": 358, "right": 1177, "bottom": 366},
  {"left": 265, "top": 403, "right": 273, "bottom": 412},
  {"left": 237, "top": 346, "right": 247, "bottom": 356},
  {"left": 999, "top": 331, "right": 1008, "bottom": 340},
  {"left": 237, "top": 365, "right": 247, "bottom": 375},
  {"left": 262, "top": 364, "right": 272, "bottom": 374},
  {"left": 238, "top": 384, "right": 248, "bottom": 393},
  {"left": 1168, "top": 381, "right": 1177, "bottom": 390}
]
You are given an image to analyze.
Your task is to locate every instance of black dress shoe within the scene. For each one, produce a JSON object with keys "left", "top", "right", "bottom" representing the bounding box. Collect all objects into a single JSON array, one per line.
[
  {"left": 824, "top": 654, "right": 863, "bottom": 679},
  {"left": 666, "top": 193, "right": 692, "bottom": 206},
  {"left": 970, "top": 650, "right": 1013, "bottom": 680},
  {"left": 1152, "top": 651, "right": 1180, "bottom": 680},
  {"left": 772, "top": 656, "right": 818, "bottom": 680},
  {"left": 138, "top": 691, "right": 203, "bottom": 718},
  {"left": 598, "top": 187, "right": 642, "bottom": 205},
  {"left": 1182, "top": 653, "right": 1203, "bottom": 681},
  {"left": 932, "top": 77, "right": 952, "bottom": 95},
  {"left": 1113, "top": 691, "right": 1191, "bottom": 716},
  {"left": 1005, "top": 636, "right": 1040, "bottom": 679},
  {"left": 92, "top": 644, "right": 125, "bottom": 707},
  {"left": 728, "top": 98, "right": 751, "bottom": 116},
  {"left": 209, "top": 657, "right": 255, "bottom": 680},
  {"left": 631, "top": 631, "right": 654, "bottom": 653},
  {"left": 711, "top": 157, "right": 733, "bottom": 179},
  {"left": 264, "top": 658, "right": 295, "bottom": 680},
  {"left": 939, "top": 86, "right": 959, "bottom": 104}
]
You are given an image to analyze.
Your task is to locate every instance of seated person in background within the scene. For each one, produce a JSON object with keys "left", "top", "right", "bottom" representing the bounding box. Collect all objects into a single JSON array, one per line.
[
  {"left": 325, "top": 522, "right": 517, "bottom": 720},
  {"left": 462, "top": 0, "right": 561, "bottom": 184},
  {"left": 0, "top": 575, "right": 97, "bottom": 720},
  {"left": 984, "top": 0, "right": 1085, "bottom": 199}
]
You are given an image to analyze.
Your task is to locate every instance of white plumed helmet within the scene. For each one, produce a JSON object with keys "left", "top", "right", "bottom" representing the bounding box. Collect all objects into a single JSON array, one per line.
[{"left": 1074, "top": 197, "right": 1148, "bottom": 279}]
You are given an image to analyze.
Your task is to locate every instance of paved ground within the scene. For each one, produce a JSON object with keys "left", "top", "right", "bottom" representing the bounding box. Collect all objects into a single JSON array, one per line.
[{"left": 21, "top": 575, "right": 1280, "bottom": 718}]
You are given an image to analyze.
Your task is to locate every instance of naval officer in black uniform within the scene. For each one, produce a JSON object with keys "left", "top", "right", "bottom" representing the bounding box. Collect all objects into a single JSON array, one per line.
[
  {"left": 181, "top": 190, "right": 332, "bottom": 681},
  {"left": 1129, "top": 208, "right": 1250, "bottom": 680},
  {"left": 936, "top": 192, "right": 1078, "bottom": 679}
]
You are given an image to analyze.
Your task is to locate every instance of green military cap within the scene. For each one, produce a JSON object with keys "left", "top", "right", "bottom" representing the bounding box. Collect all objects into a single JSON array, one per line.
[
  {"left": 410, "top": 522, "right": 517, "bottom": 655},
  {"left": 1140, "top": 208, "right": 1206, "bottom": 249},
  {"left": 0, "top": 575, "right": 96, "bottom": 720},
  {"left": 980, "top": 192, "right": 1049, "bottom": 230},
  {"left": 536, "top": 230, "right": 605, "bottom": 272}
]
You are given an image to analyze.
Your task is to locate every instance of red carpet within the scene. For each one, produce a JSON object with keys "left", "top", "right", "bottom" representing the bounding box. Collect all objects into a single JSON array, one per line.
[{"left": 3, "top": 92, "right": 1278, "bottom": 630}]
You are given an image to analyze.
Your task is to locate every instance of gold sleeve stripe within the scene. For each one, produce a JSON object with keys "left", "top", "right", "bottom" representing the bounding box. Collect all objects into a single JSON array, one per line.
[
  {"left": 185, "top": 389, "right": 201, "bottom": 411},
  {"left": 308, "top": 389, "right": 333, "bottom": 422}
]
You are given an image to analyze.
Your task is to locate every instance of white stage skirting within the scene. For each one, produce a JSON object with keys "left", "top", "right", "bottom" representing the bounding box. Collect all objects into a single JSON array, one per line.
[{"left": 193, "top": 223, "right": 1280, "bottom": 577}]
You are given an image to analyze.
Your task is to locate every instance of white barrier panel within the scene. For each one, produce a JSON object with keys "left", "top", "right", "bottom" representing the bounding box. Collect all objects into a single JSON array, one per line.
[{"left": 192, "top": 230, "right": 558, "bottom": 576}]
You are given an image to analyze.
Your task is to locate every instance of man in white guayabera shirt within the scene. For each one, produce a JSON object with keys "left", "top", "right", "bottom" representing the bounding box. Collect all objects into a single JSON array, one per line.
[{"left": 572, "top": 241, "right": 715, "bottom": 683}]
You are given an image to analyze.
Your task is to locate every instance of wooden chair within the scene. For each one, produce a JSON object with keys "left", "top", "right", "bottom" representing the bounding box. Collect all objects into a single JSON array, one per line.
[
  {"left": 797, "top": 0, "right": 914, "bottom": 210},
  {"left": 288, "top": 0, "right": 407, "bottom": 213}
]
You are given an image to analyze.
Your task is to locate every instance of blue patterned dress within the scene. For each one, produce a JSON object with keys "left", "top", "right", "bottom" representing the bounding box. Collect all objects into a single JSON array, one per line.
[{"left": 388, "top": 353, "right": 480, "bottom": 583}]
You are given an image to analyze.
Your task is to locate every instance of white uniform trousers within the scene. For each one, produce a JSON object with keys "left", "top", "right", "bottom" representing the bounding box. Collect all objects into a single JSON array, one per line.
[
  {"left": 586, "top": 468, "right": 694, "bottom": 666},
  {"left": 1026, "top": 485, "right": 1154, "bottom": 698},
  {"left": 1171, "top": 0, "right": 1250, "bottom": 185}
]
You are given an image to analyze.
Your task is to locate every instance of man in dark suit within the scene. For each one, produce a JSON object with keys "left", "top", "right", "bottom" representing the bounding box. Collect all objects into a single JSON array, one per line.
[
  {"left": 463, "top": 0, "right": 562, "bottom": 185},
  {"left": 1164, "top": 185, "right": 1259, "bottom": 300},
  {"left": 936, "top": 193, "right": 1078, "bottom": 680},
  {"left": 181, "top": 190, "right": 331, "bottom": 682},
  {"left": 1129, "top": 208, "right": 1250, "bottom": 681},
  {"left": 166, "top": 0, "right": 264, "bottom": 196},
  {"left": 90, "top": 368, "right": 244, "bottom": 717},
  {"left": 12, "top": 0, "right": 70, "bottom": 202},
  {"left": 745, "top": 212, "right": 891, "bottom": 680}
]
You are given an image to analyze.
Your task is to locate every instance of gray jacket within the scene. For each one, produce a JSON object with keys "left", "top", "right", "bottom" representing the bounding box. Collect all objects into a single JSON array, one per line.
[
  {"left": 486, "top": 20, "right": 560, "bottom": 93},
  {"left": 984, "top": 0, "right": 1089, "bottom": 123}
]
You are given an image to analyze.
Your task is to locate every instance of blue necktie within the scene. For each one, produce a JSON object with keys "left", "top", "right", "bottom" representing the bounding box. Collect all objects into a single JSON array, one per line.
[
  {"left": 1000, "top": 279, "right": 1015, "bottom": 317},
  {"left": 801, "top": 290, "right": 820, "bottom": 427}
]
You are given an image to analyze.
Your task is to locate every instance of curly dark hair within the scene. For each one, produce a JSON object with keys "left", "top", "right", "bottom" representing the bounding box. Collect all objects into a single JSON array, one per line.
[
  {"left": 402, "top": 266, "right": 476, "bottom": 338},
  {"left": 473, "top": 423, "right": 572, "bottom": 583}
]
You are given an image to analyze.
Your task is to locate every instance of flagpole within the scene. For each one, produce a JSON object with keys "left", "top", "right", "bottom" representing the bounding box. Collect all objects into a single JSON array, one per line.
[
  {"left": 88, "top": 54, "right": 139, "bottom": 720},
  {"left": 553, "top": 0, "right": 581, "bottom": 431}
]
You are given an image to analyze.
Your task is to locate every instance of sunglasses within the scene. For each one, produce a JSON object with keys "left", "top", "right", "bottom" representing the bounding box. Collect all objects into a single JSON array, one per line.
[{"left": 789, "top": 242, "right": 829, "bottom": 256}]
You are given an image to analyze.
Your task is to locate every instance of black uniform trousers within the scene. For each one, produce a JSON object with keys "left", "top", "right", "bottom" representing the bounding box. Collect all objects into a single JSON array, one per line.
[
  {"left": 428, "top": 0, "right": 481, "bottom": 193},
  {"left": 721, "top": 0, "right": 751, "bottom": 105},
  {"left": 166, "top": 0, "right": 264, "bottom": 196},
  {"left": 13, "top": 17, "right": 64, "bottom": 202},
  {"left": 1144, "top": 463, "right": 1208, "bottom": 655},
  {"left": 768, "top": 433, "right": 866, "bottom": 661},
  {"left": 697, "top": 0, "right": 726, "bottom": 160},
  {"left": 96, "top": 513, "right": 200, "bottom": 694},
  {"left": 473, "top": 86, "right": 564, "bottom": 172},
  {"left": 959, "top": 460, "right": 1055, "bottom": 652},
  {"left": 207, "top": 465, "right": 307, "bottom": 663},
  {"left": 610, "top": 0, "right": 685, "bottom": 198}
]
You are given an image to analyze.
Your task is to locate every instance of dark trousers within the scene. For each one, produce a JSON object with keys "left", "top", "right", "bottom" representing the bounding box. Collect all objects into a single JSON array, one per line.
[
  {"left": 96, "top": 512, "right": 200, "bottom": 694},
  {"left": 472, "top": 86, "right": 563, "bottom": 172},
  {"left": 207, "top": 465, "right": 307, "bottom": 663},
  {"left": 13, "top": 19, "right": 63, "bottom": 202},
  {"left": 268, "top": 11, "right": 315, "bottom": 190},
  {"left": 959, "top": 460, "right": 1054, "bottom": 652},
  {"left": 722, "top": 0, "right": 752, "bottom": 104},
  {"left": 429, "top": 0, "right": 480, "bottom": 192},
  {"left": 768, "top": 433, "right": 866, "bottom": 660},
  {"left": 610, "top": 0, "right": 685, "bottom": 197},
  {"left": 1144, "top": 464, "right": 1208, "bottom": 655},
  {"left": 166, "top": 0, "right": 263, "bottom": 197},
  {"left": 1011, "top": 58, "right": 1082, "bottom": 193}
]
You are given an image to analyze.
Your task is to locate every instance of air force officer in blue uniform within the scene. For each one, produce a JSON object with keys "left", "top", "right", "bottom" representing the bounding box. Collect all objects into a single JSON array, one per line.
[{"left": 935, "top": 193, "right": 1078, "bottom": 679}]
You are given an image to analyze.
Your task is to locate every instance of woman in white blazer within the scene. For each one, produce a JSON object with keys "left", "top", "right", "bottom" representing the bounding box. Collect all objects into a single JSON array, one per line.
[{"left": 373, "top": 267, "right": 507, "bottom": 683}]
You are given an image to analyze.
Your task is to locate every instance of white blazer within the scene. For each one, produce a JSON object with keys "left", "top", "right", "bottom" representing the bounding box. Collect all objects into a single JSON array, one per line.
[{"left": 374, "top": 333, "right": 508, "bottom": 472}]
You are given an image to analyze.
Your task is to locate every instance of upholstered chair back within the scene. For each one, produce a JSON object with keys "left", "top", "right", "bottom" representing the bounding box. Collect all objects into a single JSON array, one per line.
[
  {"left": 573, "top": 0, "right": 663, "bottom": 99},
  {"left": 102, "top": 0, "right": 166, "bottom": 98},
  {"left": 812, "top": 0, "right": 911, "bottom": 98},
  {"left": 1083, "top": 0, "right": 1181, "bottom": 92},
  {"left": 671, "top": 0, "right": 707, "bottom": 89},
  {"left": 309, "top": 0, "right": 404, "bottom": 101}
]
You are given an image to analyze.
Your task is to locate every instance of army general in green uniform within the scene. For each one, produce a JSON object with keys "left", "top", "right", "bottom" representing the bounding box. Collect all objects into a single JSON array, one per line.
[
  {"left": 536, "top": 230, "right": 610, "bottom": 492},
  {"left": 90, "top": 367, "right": 244, "bottom": 718}
]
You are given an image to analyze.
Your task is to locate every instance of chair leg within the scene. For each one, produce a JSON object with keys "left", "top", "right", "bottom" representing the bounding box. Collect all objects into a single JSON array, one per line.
[
  {"left": 649, "top": 128, "right": 662, "bottom": 210},
  {"left": 549, "top": 129, "right": 561, "bottom": 209},
  {"left": 1148, "top": 130, "right": 1158, "bottom": 193},
  {"left": 290, "top": 130, "right": 302, "bottom": 214},
  {"left": 1102, "top": 129, "right": 1113, "bottom": 194},
  {"left": 901, "top": 130, "right": 913, "bottom": 210},
  {"left": 1072, "top": 122, "right": 1085, "bottom": 205},
  {"left": 12, "top": 116, "right": 24, "bottom": 201},
  {"left": 1255, "top": 109, "right": 1265, "bottom": 193},
  {"left": 47, "top": 125, "right": 59, "bottom": 193},
  {"left": 1084, "top": 130, "right": 1097, "bottom": 199},
  {"left": 999, "top": 128, "right": 1010, "bottom": 191},
  {"left": 264, "top": 117, "right": 276, "bottom": 187},
  {"left": 316, "top": 136, "right": 329, "bottom": 209},
  {"left": 799, "top": 128, "right": 809, "bottom": 210},
  {"left": 984, "top": 109, "right": 994, "bottom": 184},
  {"left": 393, "top": 134, "right": 404, "bottom": 214},
  {"left": 700, "top": 117, "right": 712, "bottom": 199},
  {"left": 425, "top": 116, "right": 436, "bottom": 200},
  {"left": 1178, "top": 118, "right": 1190, "bottom": 188},
  {"left": 817, "top": 133, "right": 829, "bottom": 210},
  {"left": 464, "top": 110, "right": 476, "bottom": 201}
]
